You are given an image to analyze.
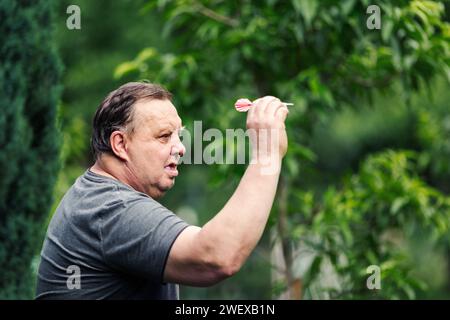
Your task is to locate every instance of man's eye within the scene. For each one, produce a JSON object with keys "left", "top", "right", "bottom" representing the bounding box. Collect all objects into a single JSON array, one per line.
[{"left": 159, "top": 133, "right": 171, "bottom": 139}]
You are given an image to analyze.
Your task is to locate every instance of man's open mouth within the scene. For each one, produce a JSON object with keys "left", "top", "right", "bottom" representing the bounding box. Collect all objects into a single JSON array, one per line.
[{"left": 164, "top": 163, "right": 178, "bottom": 177}]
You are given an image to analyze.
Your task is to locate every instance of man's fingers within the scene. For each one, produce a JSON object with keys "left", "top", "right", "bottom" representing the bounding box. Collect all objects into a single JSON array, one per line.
[
  {"left": 257, "top": 96, "right": 279, "bottom": 119},
  {"left": 266, "top": 99, "right": 286, "bottom": 118},
  {"left": 247, "top": 96, "right": 287, "bottom": 127},
  {"left": 275, "top": 105, "right": 289, "bottom": 123}
]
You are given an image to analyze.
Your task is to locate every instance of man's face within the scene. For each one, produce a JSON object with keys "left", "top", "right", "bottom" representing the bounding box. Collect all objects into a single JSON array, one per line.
[{"left": 124, "top": 99, "right": 185, "bottom": 199}]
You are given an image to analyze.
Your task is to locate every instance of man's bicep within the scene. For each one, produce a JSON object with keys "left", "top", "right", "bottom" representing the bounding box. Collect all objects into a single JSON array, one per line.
[{"left": 163, "top": 226, "right": 226, "bottom": 287}]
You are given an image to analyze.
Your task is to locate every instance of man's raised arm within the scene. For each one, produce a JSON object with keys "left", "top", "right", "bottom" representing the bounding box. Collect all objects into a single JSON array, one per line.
[{"left": 164, "top": 96, "right": 289, "bottom": 286}]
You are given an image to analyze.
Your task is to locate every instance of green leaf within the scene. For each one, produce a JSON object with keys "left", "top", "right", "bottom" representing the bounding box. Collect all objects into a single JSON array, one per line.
[
  {"left": 303, "top": 255, "right": 323, "bottom": 287},
  {"left": 382, "top": 20, "right": 394, "bottom": 42},
  {"left": 391, "top": 197, "right": 408, "bottom": 215},
  {"left": 341, "top": 0, "right": 356, "bottom": 16},
  {"left": 114, "top": 61, "right": 138, "bottom": 79},
  {"left": 292, "top": 0, "right": 318, "bottom": 28}
]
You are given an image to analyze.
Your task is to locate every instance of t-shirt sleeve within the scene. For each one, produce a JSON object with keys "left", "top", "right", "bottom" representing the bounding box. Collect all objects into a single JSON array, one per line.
[{"left": 100, "top": 198, "right": 190, "bottom": 282}]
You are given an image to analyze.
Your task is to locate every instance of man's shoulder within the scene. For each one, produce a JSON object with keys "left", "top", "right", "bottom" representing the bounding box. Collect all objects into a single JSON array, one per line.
[
  {"left": 76, "top": 169, "right": 147, "bottom": 203},
  {"left": 74, "top": 169, "right": 166, "bottom": 214},
  {"left": 49, "top": 170, "right": 168, "bottom": 241},
  {"left": 54, "top": 170, "right": 158, "bottom": 223}
]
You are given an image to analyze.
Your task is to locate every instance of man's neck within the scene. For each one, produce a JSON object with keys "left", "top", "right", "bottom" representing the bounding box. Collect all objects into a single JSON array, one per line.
[
  {"left": 90, "top": 156, "right": 142, "bottom": 193},
  {"left": 90, "top": 162, "right": 116, "bottom": 180}
]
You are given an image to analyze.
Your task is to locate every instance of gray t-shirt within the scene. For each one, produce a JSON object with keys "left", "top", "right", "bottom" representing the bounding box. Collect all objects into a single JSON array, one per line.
[{"left": 35, "top": 169, "right": 189, "bottom": 300}]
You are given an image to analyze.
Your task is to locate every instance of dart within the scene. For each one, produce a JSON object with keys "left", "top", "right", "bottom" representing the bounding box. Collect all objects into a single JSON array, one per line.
[{"left": 234, "top": 98, "right": 293, "bottom": 112}]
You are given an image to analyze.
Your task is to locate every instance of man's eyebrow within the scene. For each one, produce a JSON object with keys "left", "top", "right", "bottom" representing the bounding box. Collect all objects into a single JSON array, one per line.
[{"left": 156, "top": 125, "right": 184, "bottom": 134}]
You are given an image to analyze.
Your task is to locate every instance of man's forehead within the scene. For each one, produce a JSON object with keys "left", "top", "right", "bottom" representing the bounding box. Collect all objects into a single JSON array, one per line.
[{"left": 134, "top": 99, "right": 182, "bottom": 130}]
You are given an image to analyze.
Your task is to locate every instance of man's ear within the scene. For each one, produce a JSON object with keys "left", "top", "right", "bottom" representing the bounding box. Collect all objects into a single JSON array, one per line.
[{"left": 110, "top": 130, "right": 130, "bottom": 161}]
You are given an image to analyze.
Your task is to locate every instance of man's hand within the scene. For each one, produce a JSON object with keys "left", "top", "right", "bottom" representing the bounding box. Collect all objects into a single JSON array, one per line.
[{"left": 246, "top": 96, "right": 289, "bottom": 163}]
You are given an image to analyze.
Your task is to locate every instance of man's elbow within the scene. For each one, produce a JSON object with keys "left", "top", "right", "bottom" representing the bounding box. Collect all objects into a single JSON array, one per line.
[
  {"left": 217, "top": 258, "right": 242, "bottom": 280},
  {"left": 195, "top": 231, "right": 245, "bottom": 286},
  {"left": 202, "top": 254, "right": 243, "bottom": 286}
]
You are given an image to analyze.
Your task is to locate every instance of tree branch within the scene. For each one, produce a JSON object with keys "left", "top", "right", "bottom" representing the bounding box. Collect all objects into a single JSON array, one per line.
[{"left": 193, "top": 2, "right": 239, "bottom": 27}]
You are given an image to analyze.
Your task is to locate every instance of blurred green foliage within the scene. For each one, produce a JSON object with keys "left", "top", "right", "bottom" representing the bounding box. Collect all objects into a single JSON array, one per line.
[
  {"left": 0, "top": 0, "right": 62, "bottom": 299},
  {"left": 308, "top": 150, "right": 450, "bottom": 298}
]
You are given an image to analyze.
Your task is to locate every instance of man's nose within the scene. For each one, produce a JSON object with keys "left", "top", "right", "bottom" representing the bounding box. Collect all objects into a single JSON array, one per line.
[{"left": 172, "top": 136, "right": 186, "bottom": 157}]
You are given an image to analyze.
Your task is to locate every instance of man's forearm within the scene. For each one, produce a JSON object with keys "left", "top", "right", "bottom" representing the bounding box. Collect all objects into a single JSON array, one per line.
[{"left": 198, "top": 159, "right": 282, "bottom": 272}]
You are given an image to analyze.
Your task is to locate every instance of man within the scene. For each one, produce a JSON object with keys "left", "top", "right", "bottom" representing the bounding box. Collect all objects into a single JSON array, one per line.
[{"left": 35, "top": 81, "right": 289, "bottom": 299}]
